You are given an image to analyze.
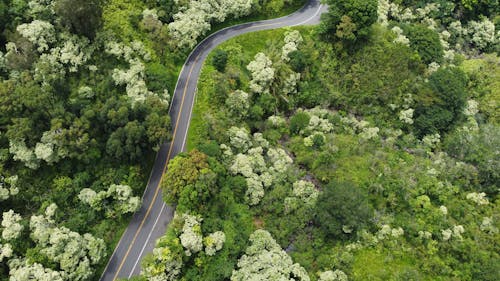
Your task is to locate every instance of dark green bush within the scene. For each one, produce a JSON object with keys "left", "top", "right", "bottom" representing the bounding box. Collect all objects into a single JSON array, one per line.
[
  {"left": 212, "top": 49, "right": 228, "bottom": 72},
  {"left": 404, "top": 24, "right": 444, "bottom": 64}
]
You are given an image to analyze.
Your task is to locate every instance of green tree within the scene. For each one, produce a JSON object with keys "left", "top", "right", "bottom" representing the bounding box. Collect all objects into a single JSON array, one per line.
[
  {"left": 314, "top": 181, "right": 373, "bottom": 239},
  {"left": 54, "top": 0, "right": 102, "bottom": 39},
  {"left": 212, "top": 50, "right": 228, "bottom": 72},
  {"left": 404, "top": 24, "right": 444, "bottom": 64},
  {"left": 290, "top": 112, "right": 310, "bottom": 135},
  {"left": 414, "top": 67, "right": 467, "bottom": 136},
  {"left": 444, "top": 124, "right": 500, "bottom": 193},
  {"left": 319, "top": 0, "right": 378, "bottom": 42},
  {"left": 161, "top": 149, "right": 209, "bottom": 203}
]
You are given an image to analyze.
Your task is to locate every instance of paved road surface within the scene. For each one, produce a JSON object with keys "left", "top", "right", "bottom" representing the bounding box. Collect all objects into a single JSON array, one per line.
[{"left": 99, "top": 1, "right": 327, "bottom": 280}]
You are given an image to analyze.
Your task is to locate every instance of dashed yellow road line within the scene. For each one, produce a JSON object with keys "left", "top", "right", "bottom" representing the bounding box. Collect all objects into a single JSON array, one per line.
[
  {"left": 108, "top": 3, "right": 323, "bottom": 276},
  {"left": 112, "top": 53, "right": 201, "bottom": 280}
]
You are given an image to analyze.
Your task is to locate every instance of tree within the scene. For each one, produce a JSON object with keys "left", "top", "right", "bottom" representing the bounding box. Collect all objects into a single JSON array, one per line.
[
  {"left": 247, "top": 52, "right": 275, "bottom": 94},
  {"left": 403, "top": 24, "right": 444, "bottom": 64},
  {"left": 168, "top": 0, "right": 253, "bottom": 48},
  {"left": 106, "top": 121, "right": 147, "bottom": 161},
  {"left": 1, "top": 210, "right": 24, "bottom": 241},
  {"left": 319, "top": 0, "right": 378, "bottom": 42},
  {"left": 414, "top": 67, "right": 467, "bottom": 136},
  {"left": 29, "top": 204, "right": 106, "bottom": 280},
  {"left": 78, "top": 184, "right": 141, "bottom": 218},
  {"left": 8, "top": 259, "right": 66, "bottom": 281},
  {"left": 231, "top": 229, "right": 310, "bottom": 281},
  {"left": 212, "top": 49, "right": 228, "bottom": 72},
  {"left": 162, "top": 149, "right": 209, "bottom": 203},
  {"left": 290, "top": 111, "right": 310, "bottom": 135},
  {"left": 314, "top": 181, "right": 373, "bottom": 239},
  {"left": 54, "top": 0, "right": 102, "bottom": 39},
  {"left": 179, "top": 214, "right": 203, "bottom": 256},
  {"left": 204, "top": 231, "right": 225, "bottom": 256},
  {"left": 226, "top": 90, "right": 250, "bottom": 119},
  {"left": 16, "top": 20, "right": 56, "bottom": 52},
  {"left": 444, "top": 124, "right": 500, "bottom": 193}
]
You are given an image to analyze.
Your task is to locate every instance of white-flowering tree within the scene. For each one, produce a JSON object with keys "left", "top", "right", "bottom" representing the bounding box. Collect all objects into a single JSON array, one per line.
[
  {"left": 282, "top": 30, "right": 303, "bottom": 61},
  {"left": 282, "top": 72, "right": 301, "bottom": 95},
  {"left": 106, "top": 40, "right": 169, "bottom": 106},
  {"left": 466, "top": 192, "right": 489, "bottom": 205},
  {"left": 284, "top": 180, "right": 319, "bottom": 214},
  {"left": 467, "top": 17, "right": 496, "bottom": 51},
  {"left": 78, "top": 184, "right": 140, "bottom": 218},
  {"left": 247, "top": 53, "right": 275, "bottom": 94},
  {"left": 8, "top": 258, "right": 66, "bottom": 281},
  {"left": 34, "top": 130, "right": 68, "bottom": 164},
  {"left": 226, "top": 128, "right": 293, "bottom": 205},
  {"left": 377, "top": 0, "right": 390, "bottom": 26},
  {"left": 267, "top": 147, "right": 293, "bottom": 176},
  {"left": 9, "top": 139, "right": 40, "bottom": 170},
  {"left": 29, "top": 204, "right": 106, "bottom": 281},
  {"left": 49, "top": 33, "right": 92, "bottom": 72},
  {"left": 0, "top": 175, "right": 19, "bottom": 201},
  {"left": 204, "top": 231, "right": 226, "bottom": 256},
  {"left": 142, "top": 245, "right": 183, "bottom": 281},
  {"left": 231, "top": 229, "right": 310, "bottom": 281},
  {"left": 228, "top": 126, "right": 252, "bottom": 153},
  {"left": 399, "top": 108, "right": 414, "bottom": 124},
  {"left": 179, "top": 214, "right": 203, "bottom": 256},
  {"left": 27, "top": 0, "right": 56, "bottom": 19},
  {"left": 391, "top": 26, "right": 410, "bottom": 46},
  {"left": 169, "top": 0, "right": 253, "bottom": 48},
  {"left": 1, "top": 210, "right": 24, "bottom": 241},
  {"left": 0, "top": 51, "right": 5, "bottom": 71},
  {"left": 318, "top": 270, "right": 349, "bottom": 281},
  {"left": 0, "top": 243, "right": 13, "bottom": 262},
  {"left": 17, "top": 20, "right": 56, "bottom": 52},
  {"left": 112, "top": 58, "right": 155, "bottom": 105},
  {"left": 226, "top": 90, "right": 250, "bottom": 118}
]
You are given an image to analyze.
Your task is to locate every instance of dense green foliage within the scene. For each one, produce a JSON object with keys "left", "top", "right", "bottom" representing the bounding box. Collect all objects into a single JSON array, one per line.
[
  {"left": 319, "top": 0, "right": 378, "bottom": 43},
  {"left": 0, "top": 0, "right": 306, "bottom": 280},
  {"left": 414, "top": 67, "right": 468, "bottom": 136},
  {"left": 212, "top": 49, "right": 228, "bottom": 72},
  {"left": 149, "top": 0, "right": 499, "bottom": 279},
  {"left": 403, "top": 23, "right": 444, "bottom": 64},
  {"left": 315, "top": 181, "right": 374, "bottom": 239}
]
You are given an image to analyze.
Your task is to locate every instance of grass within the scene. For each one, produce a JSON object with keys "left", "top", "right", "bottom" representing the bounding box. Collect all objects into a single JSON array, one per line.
[
  {"left": 186, "top": 27, "right": 313, "bottom": 150},
  {"left": 460, "top": 54, "right": 500, "bottom": 124},
  {"left": 95, "top": 1, "right": 311, "bottom": 276}
]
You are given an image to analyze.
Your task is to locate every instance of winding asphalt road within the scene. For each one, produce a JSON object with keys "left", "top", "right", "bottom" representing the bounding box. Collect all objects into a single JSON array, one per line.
[{"left": 99, "top": 1, "right": 327, "bottom": 280}]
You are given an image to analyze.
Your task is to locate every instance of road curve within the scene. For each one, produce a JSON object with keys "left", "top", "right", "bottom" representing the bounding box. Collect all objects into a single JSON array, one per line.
[{"left": 99, "top": 1, "right": 327, "bottom": 280}]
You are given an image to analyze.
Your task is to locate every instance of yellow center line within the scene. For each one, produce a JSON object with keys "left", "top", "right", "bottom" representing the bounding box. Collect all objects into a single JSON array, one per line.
[
  {"left": 112, "top": 53, "right": 201, "bottom": 280},
  {"left": 109, "top": 8, "right": 306, "bottom": 277}
]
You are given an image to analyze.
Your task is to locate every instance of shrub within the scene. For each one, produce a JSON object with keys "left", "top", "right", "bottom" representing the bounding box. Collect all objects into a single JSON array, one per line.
[
  {"left": 404, "top": 24, "right": 444, "bottom": 64},
  {"left": 212, "top": 49, "right": 228, "bottom": 72},
  {"left": 314, "top": 181, "right": 373, "bottom": 239},
  {"left": 289, "top": 112, "right": 310, "bottom": 135}
]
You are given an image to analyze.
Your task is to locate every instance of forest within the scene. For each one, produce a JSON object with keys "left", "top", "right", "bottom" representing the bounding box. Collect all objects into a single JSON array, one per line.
[
  {"left": 0, "top": 0, "right": 306, "bottom": 280},
  {"left": 0, "top": 0, "right": 498, "bottom": 280}
]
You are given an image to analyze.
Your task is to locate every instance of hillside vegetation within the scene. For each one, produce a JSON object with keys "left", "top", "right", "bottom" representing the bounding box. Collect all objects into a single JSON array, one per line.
[
  {"left": 152, "top": 0, "right": 499, "bottom": 280},
  {"left": 0, "top": 0, "right": 305, "bottom": 280}
]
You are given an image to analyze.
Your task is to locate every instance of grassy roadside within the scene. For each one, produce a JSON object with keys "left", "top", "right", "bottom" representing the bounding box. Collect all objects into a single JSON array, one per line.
[
  {"left": 95, "top": 1, "right": 310, "bottom": 277},
  {"left": 186, "top": 27, "right": 314, "bottom": 151}
]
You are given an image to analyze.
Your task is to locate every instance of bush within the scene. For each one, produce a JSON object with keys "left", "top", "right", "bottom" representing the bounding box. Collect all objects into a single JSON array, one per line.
[
  {"left": 288, "top": 50, "right": 308, "bottom": 73},
  {"left": 289, "top": 112, "right": 310, "bottom": 135},
  {"left": 414, "top": 67, "right": 467, "bottom": 136},
  {"left": 404, "top": 24, "right": 444, "bottom": 64},
  {"left": 319, "top": 0, "right": 378, "bottom": 42},
  {"left": 212, "top": 50, "right": 228, "bottom": 72},
  {"left": 314, "top": 181, "right": 373, "bottom": 239}
]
